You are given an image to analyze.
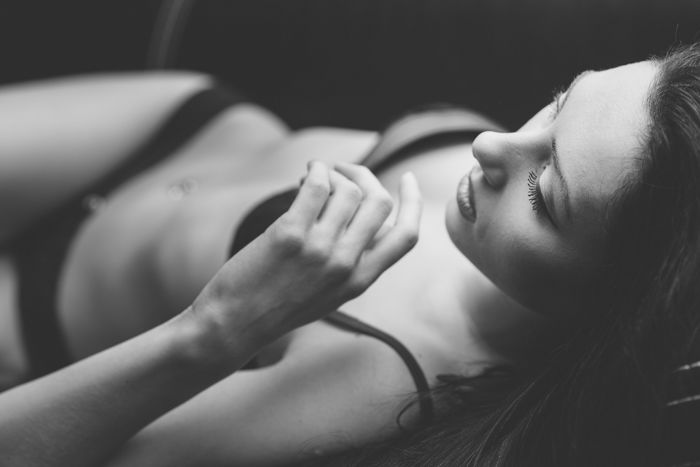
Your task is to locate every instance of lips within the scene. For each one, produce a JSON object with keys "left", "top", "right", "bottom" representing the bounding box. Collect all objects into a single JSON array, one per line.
[{"left": 456, "top": 167, "right": 477, "bottom": 222}]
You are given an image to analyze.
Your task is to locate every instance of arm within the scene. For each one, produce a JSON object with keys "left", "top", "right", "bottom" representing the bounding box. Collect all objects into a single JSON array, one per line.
[
  {"left": 0, "top": 72, "right": 212, "bottom": 243},
  {"left": 0, "top": 162, "right": 421, "bottom": 467},
  {"left": 105, "top": 164, "right": 424, "bottom": 467},
  {"left": 0, "top": 312, "right": 247, "bottom": 467},
  {"left": 105, "top": 324, "right": 423, "bottom": 467}
]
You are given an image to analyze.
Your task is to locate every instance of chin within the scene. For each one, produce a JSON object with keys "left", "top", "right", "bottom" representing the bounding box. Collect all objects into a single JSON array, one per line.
[
  {"left": 445, "top": 199, "right": 517, "bottom": 300},
  {"left": 444, "top": 198, "right": 478, "bottom": 261}
]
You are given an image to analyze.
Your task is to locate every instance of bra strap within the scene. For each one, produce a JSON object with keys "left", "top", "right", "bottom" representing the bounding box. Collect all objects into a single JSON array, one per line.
[{"left": 324, "top": 310, "right": 435, "bottom": 424}]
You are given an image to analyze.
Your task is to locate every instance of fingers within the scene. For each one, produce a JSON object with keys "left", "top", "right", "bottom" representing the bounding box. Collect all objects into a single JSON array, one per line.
[
  {"left": 359, "top": 171, "right": 422, "bottom": 281},
  {"left": 286, "top": 161, "right": 331, "bottom": 227},
  {"left": 333, "top": 162, "right": 395, "bottom": 252},
  {"left": 316, "top": 170, "right": 364, "bottom": 238},
  {"left": 286, "top": 161, "right": 382, "bottom": 243},
  {"left": 284, "top": 162, "right": 421, "bottom": 286},
  {"left": 394, "top": 172, "right": 422, "bottom": 234},
  {"left": 365, "top": 221, "right": 393, "bottom": 249}
]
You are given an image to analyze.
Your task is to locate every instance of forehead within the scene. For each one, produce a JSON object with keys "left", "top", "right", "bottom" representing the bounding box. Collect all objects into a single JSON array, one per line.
[{"left": 557, "top": 61, "right": 656, "bottom": 238}]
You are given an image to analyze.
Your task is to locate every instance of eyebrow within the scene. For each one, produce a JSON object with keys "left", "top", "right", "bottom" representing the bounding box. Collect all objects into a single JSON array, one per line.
[
  {"left": 549, "top": 69, "right": 593, "bottom": 223},
  {"left": 550, "top": 139, "right": 572, "bottom": 222}
]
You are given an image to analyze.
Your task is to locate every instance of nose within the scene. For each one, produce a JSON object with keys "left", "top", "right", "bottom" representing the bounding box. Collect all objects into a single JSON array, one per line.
[{"left": 471, "top": 130, "right": 548, "bottom": 188}]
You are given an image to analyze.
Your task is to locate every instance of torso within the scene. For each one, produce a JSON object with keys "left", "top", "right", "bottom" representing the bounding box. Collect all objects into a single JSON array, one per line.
[{"left": 0, "top": 103, "right": 544, "bottom": 390}]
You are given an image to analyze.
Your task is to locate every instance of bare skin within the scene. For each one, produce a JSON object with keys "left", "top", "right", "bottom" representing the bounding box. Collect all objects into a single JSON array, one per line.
[
  {"left": 0, "top": 139, "right": 423, "bottom": 467},
  {"left": 58, "top": 107, "right": 529, "bottom": 369},
  {"left": 3, "top": 64, "right": 655, "bottom": 465},
  {"left": 94, "top": 124, "right": 534, "bottom": 466},
  {"left": 107, "top": 62, "right": 656, "bottom": 466}
]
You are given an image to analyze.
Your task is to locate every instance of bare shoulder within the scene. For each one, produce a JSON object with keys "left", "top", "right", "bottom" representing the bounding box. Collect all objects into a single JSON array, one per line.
[
  {"left": 285, "top": 320, "right": 426, "bottom": 420},
  {"left": 106, "top": 321, "right": 424, "bottom": 467}
]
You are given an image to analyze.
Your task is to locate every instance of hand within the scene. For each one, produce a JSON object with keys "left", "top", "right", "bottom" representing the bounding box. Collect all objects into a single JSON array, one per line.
[{"left": 189, "top": 161, "right": 422, "bottom": 352}]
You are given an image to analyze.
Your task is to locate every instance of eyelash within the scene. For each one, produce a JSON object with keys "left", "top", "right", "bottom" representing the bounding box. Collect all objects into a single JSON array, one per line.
[{"left": 527, "top": 170, "right": 546, "bottom": 214}]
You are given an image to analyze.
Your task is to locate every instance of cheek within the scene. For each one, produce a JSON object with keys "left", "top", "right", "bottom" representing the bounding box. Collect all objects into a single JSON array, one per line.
[
  {"left": 496, "top": 230, "right": 595, "bottom": 315},
  {"left": 493, "top": 234, "right": 576, "bottom": 311},
  {"left": 446, "top": 196, "right": 586, "bottom": 312}
]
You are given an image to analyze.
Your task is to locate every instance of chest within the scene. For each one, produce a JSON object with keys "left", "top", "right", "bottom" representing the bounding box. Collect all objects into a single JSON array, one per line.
[{"left": 344, "top": 142, "right": 478, "bottom": 316}]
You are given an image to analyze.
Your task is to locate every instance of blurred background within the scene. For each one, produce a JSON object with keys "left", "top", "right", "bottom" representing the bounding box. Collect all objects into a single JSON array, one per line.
[{"left": 1, "top": 0, "right": 699, "bottom": 130}]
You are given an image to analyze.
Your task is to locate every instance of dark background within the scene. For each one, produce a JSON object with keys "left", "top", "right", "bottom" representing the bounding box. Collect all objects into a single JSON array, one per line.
[{"left": 1, "top": 1, "right": 700, "bottom": 130}]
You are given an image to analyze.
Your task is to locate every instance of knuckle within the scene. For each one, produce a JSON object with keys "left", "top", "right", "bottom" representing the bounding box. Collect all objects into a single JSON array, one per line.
[
  {"left": 305, "top": 179, "right": 330, "bottom": 198},
  {"left": 303, "top": 241, "right": 333, "bottom": 264},
  {"left": 326, "top": 253, "right": 356, "bottom": 278},
  {"left": 270, "top": 216, "right": 305, "bottom": 253},
  {"left": 346, "top": 277, "right": 370, "bottom": 297},
  {"left": 370, "top": 192, "right": 394, "bottom": 215},
  {"left": 336, "top": 179, "right": 363, "bottom": 202},
  {"left": 346, "top": 184, "right": 364, "bottom": 202}
]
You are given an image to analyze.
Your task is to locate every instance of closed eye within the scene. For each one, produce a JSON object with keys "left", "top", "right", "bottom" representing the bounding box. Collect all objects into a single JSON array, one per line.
[{"left": 527, "top": 170, "right": 556, "bottom": 226}]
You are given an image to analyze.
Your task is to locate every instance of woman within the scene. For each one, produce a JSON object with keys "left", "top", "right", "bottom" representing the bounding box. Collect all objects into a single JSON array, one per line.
[{"left": 1, "top": 43, "right": 697, "bottom": 465}]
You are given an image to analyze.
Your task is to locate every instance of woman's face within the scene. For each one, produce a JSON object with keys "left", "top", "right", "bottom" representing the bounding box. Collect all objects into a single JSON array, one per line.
[{"left": 445, "top": 61, "right": 657, "bottom": 315}]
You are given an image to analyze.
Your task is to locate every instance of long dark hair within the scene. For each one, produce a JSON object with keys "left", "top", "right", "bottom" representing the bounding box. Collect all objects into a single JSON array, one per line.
[{"left": 307, "top": 43, "right": 700, "bottom": 467}]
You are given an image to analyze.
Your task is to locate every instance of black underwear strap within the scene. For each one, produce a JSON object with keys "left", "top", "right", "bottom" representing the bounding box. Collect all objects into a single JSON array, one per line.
[
  {"left": 87, "top": 84, "right": 246, "bottom": 198},
  {"left": 324, "top": 310, "right": 435, "bottom": 424}
]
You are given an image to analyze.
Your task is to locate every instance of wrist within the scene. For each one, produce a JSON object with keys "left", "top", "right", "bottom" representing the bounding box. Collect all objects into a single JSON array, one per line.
[
  {"left": 164, "top": 310, "right": 241, "bottom": 378},
  {"left": 167, "top": 302, "right": 274, "bottom": 377}
]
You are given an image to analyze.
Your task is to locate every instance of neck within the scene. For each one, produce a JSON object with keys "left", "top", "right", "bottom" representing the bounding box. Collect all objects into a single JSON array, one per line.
[{"left": 437, "top": 262, "right": 554, "bottom": 366}]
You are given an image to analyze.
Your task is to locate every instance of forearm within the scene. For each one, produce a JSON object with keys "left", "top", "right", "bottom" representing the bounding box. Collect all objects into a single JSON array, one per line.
[{"left": 0, "top": 310, "right": 251, "bottom": 467}]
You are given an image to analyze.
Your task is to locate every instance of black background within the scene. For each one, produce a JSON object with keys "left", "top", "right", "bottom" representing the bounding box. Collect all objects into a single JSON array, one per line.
[{"left": 1, "top": 0, "right": 699, "bottom": 130}]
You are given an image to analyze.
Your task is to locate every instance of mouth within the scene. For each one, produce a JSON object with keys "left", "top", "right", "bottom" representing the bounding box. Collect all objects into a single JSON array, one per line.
[{"left": 456, "top": 167, "right": 477, "bottom": 222}]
